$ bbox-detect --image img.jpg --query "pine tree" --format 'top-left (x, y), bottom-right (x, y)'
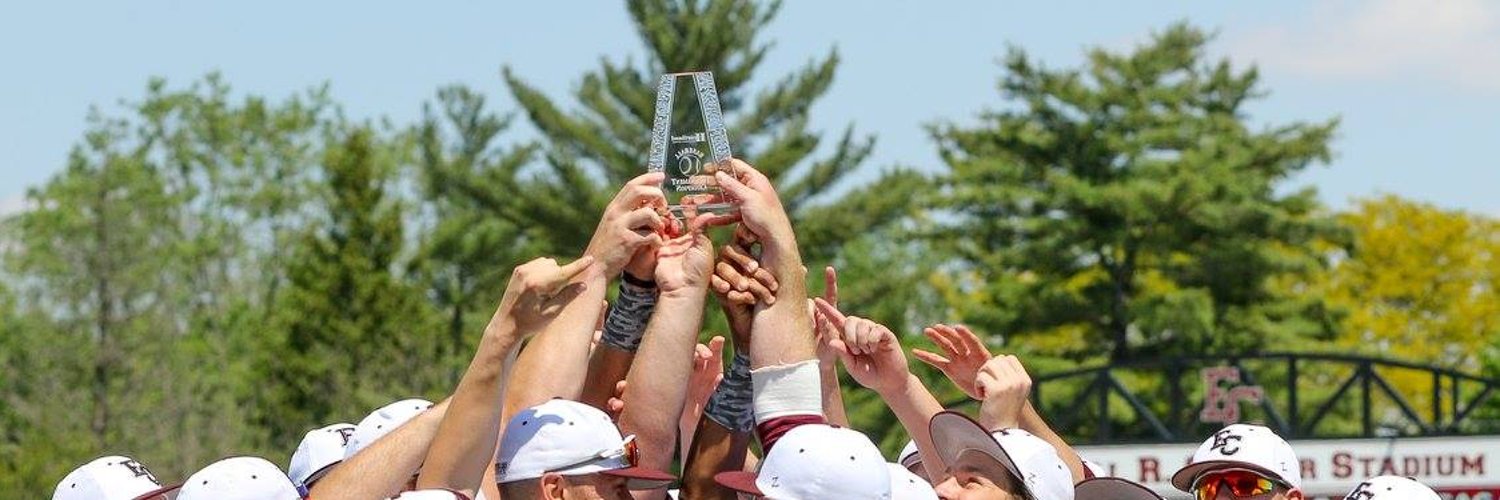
top-left (263, 127), bottom-right (442, 447)
top-left (929, 23), bottom-right (1343, 362)
top-left (412, 86), bottom-right (539, 381)
top-left (492, 0), bottom-right (923, 263)
top-left (0, 115), bottom-right (183, 490)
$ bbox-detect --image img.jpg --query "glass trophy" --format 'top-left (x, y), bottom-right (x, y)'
top-left (647, 71), bottom-right (737, 218)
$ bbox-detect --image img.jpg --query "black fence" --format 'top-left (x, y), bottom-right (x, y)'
top-left (954, 352), bottom-right (1500, 445)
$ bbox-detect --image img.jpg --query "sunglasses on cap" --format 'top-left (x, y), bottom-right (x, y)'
top-left (1191, 470), bottom-right (1287, 499)
top-left (542, 435), bottom-right (641, 474)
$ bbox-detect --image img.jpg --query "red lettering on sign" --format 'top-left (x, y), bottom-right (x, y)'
top-left (1378, 457), bottom-right (1398, 476)
top-left (1439, 456), bottom-right (1457, 476)
top-left (1300, 458), bottom-right (1316, 480)
top-left (1139, 457), bottom-right (1160, 483)
top-left (1334, 452), bottom-right (1353, 479)
top-left (1463, 455), bottom-right (1486, 476)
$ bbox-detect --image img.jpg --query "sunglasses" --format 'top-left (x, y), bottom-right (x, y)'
top-left (543, 435), bottom-right (640, 474)
top-left (1192, 470), bottom-right (1285, 499)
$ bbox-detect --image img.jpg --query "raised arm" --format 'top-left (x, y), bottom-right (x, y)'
top-left (711, 160), bottom-right (815, 370)
top-left (814, 299), bottom-right (947, 481)
top-left (503, 173), bottom-right (667, 420)
top-left (579, 242), bottom-right (661, 410)
top-left (679, 336), bottom-right (725, 457)
top-left (615, 217), bottom-right (716, 500)
top-left (682, 274), bottom-right (758, 500)
top-left (415, 256), bottom-right (597, 497)
top-left (915, 324), bottom-right (1087, 483)
top-left (710, 160), bottom-right (821, 452)
top-left (311, 400), bottom-right (450, 500)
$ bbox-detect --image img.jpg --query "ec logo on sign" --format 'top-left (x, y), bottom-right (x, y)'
top-left (1200, 366), bottom-right (1264, 425)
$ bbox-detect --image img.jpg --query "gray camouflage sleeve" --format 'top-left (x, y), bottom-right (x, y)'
top-left (599, 279), bottom-right (657, 352)
top-left (703, 351), bottom-right (753, 433)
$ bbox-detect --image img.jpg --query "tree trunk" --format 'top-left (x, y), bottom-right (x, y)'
top-left (90, 176), bottom-right (113, 450)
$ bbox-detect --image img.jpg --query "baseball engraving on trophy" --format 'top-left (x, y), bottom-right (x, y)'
top-left (647, 71), bottom-right (738, 217)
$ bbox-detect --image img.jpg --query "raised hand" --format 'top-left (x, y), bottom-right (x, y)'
top-left (813, 298), bottom-right (911, 395)
top-left (708, 159), bottom-right (795, 251)
top-left (654, 214), bottom-right (716, 296)
top-left (711, 227), bottom-right (768, 351)
top-left (606, 380), bottom-right (628, 420)
top-left (585, 171), bottom-right (670, 279)
top-left (624, 240), bottom-right (662, 284)
top-left (711, 239), bottom-right (778, 305)
top-left (679, 336), bottom-right (726, 458)
top-left (494, 255), bottom-right (597, 338)
top-left (976, 355), bottom-right (1032, 430)
top-left (686, 336), bottom-right (727, 406)
top-left (912, 324), bottom-right (993, 400)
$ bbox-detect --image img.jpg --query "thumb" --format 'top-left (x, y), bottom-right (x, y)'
top-left (829, 338), bottom-right (854, 360)
top-left (714, 171), bottom-right (756, 202)
top-left (707, 335), bottom-right (726, 359)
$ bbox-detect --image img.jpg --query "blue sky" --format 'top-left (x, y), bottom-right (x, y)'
top-left (2, 0), bottom-right (1498, 216)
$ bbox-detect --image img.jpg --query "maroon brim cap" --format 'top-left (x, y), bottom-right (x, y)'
top-left (928, 411), bottom-right (1027, 487)
top-left (713, 470), bottom-right (764, 496)
top-left (1075, 477), bottom-right (1163, 500)
top-left (601, 466), bottom-right (676, 490)
top-left (132, 483), bottom-right (182, 500)
top-left (1170, 461), bottom-right (1285, 492)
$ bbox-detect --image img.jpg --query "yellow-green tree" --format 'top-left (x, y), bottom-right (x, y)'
top-left (1324, 195), bottom-right (1500, 369)
top-left (1317, 195), bottom-right (1500, 432)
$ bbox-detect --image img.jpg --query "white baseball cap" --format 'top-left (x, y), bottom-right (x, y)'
top-left (495, 399), bottom-right (673, 489)
top-left (1075, 477), bottom-right (1163, 500)
top-left (1344, 476), bottom-right (1441, 500)
top-left (176, 456), bottom-right (300, 500)
top-left (928, 412), bottom-right (1074, 500)
top-left (287, 422), bottom-right (355, 487)
top-left (887, 462), bottom-right (937, 500)
top-left (1170, 424), bottom-right (1301, 492)
top-left (716, 424), bottom-right (892, 499)
top-left (345, 398), bottom-right (433, 459)
top-left (389, 489), bottom-right (471, 500)
top-left (53, 455), bottom-right (180, 500)
top-left (897, 439), bottom-right (922, 470)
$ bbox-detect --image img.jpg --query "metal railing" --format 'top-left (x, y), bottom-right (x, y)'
top-left (951, 352), bottom-right (1500, 444)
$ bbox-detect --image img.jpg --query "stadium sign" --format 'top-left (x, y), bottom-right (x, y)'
top-left (1078, 435), bottom-right (1500, 499)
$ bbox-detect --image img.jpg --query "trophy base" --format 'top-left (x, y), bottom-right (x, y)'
top-left (669, 202), bottom-right (738, 218)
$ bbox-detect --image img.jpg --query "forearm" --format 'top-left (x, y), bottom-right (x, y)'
top-left (582, 346), bottom-right (634, 409)
top-left (617, 291), bottom-right (708, 473)
top-left (880, 374), bottom-right (947, 481)
top-left (748, 240), bottom-right (814, 368)
top-left (820, 363), bottom-right (849, 426)
top-left (312, 400), bottom-right (450, 500)
top-left (679, 391), bottom-right (710, 461)
top-left (581, 280), bottom-right (657, 408)
top-left (680, 416), bottom-right (751, 500)
top-left (1021, 401), bottom-right (1085, 483)
top-left (415, 318), bottom-right (520, 496)
top-left (503, 272), bottom-right (608, 420)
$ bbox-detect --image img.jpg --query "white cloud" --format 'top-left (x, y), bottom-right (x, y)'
top-left (1229, 0), bottom-right (1500, 92)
